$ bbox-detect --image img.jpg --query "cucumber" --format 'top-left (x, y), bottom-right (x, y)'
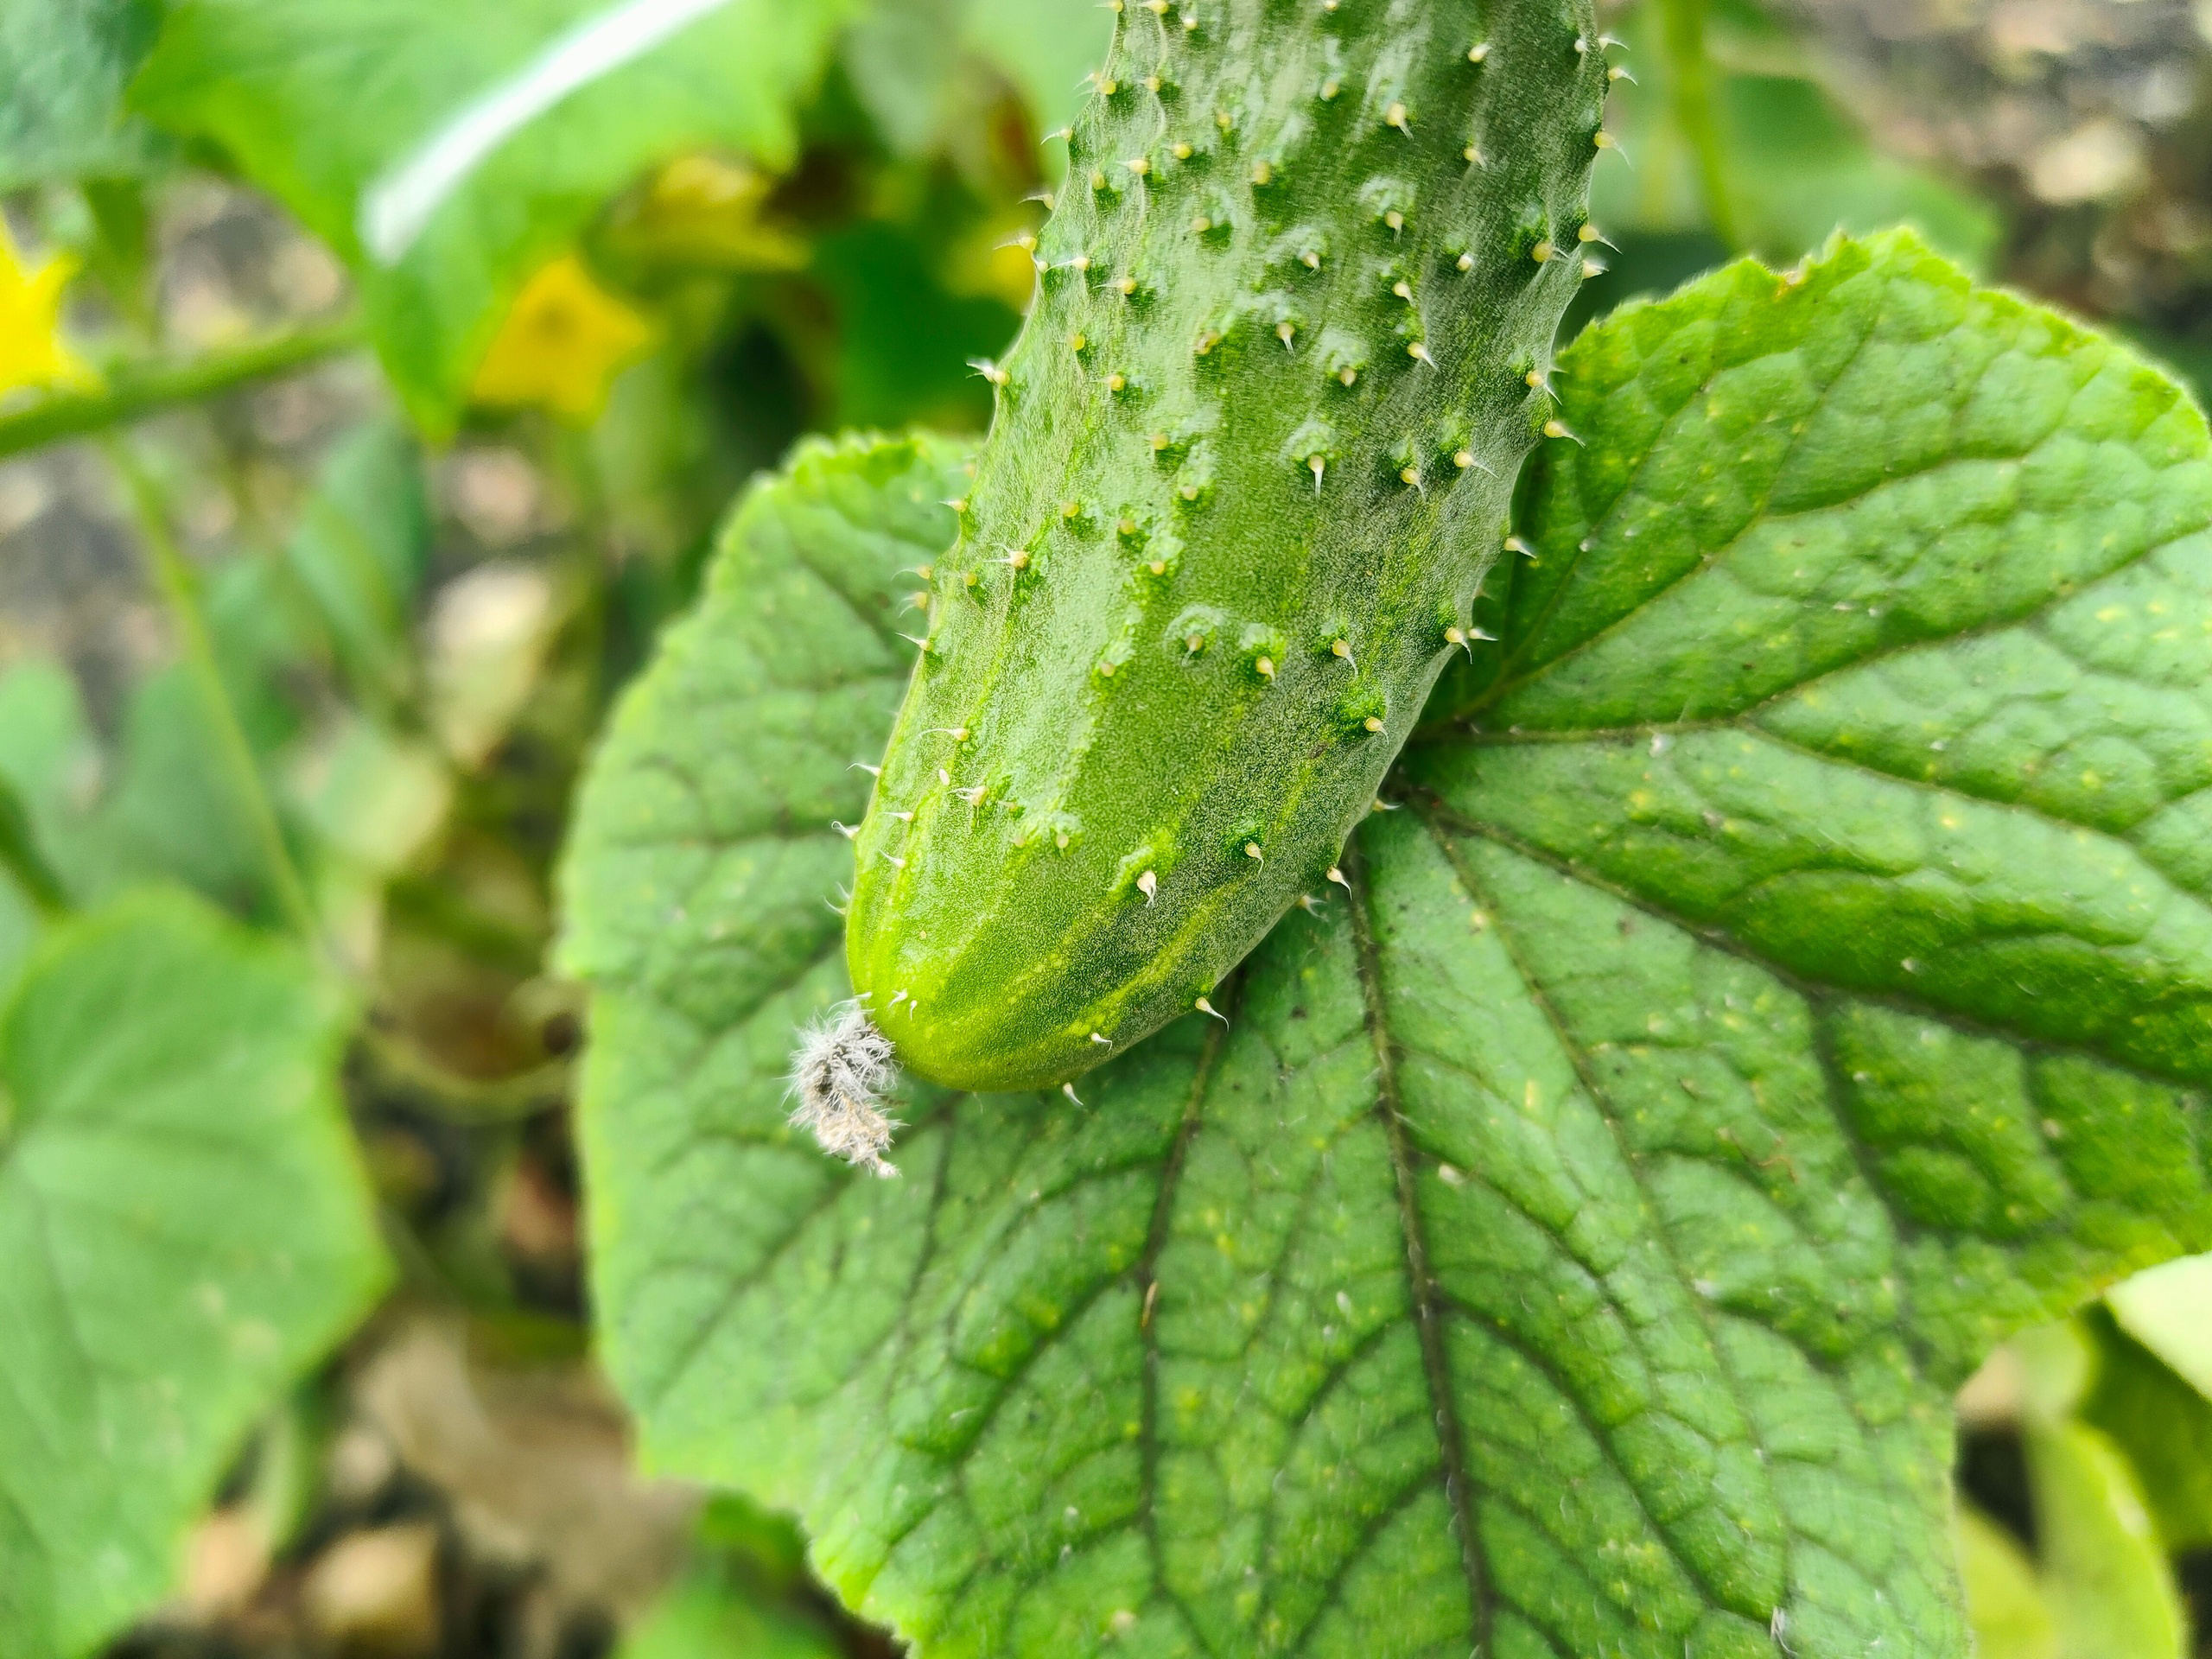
top-left (845, 0), bottom-right (1609, 1096)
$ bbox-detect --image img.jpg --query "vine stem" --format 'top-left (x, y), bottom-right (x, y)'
top-left (1658, 0), bottom-right (1740, 251)
top-left (104, 437), bottom-right (321, 944)
top-left (357, 1029), bottom-right (573, 1125)
top-left (1, 317), bottom-right (365, 462)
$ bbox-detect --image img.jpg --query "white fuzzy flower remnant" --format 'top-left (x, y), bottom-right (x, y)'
top-left (787, 1002), bottom-right (901, 1177)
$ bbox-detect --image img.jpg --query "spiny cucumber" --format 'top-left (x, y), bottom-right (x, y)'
top-left (841, 0), bottom-right (1610, 1104)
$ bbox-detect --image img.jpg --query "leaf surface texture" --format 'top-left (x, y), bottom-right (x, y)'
top-left (0, 892), bottom-right (388, 1659)
top-left (561, 237), bottom-right (2212, 1656)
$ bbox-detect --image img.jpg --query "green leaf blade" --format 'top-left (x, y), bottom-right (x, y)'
top-left (563, 239), bottom-right (2212, 1658)
top-left (133, 0), bottom-right (855, 428)
top-left (1465, 238), bottom-right (2212, 736)
top-left (1416, 729), bottom-right (2212, 1082)
top-left (1368, 811), bottom-right (1953, 1656)
top-left (0, 0), bottom-right (167, 189)
top-left (2025, 1419), bottom-right (2188, 1659)
top-left (0, 889), bottom-right (388, 1659)
top-left (556, 432), bottom-right (970, 1565)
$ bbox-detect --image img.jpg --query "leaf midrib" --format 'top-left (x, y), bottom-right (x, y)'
top-left (1340, 840), bottom-right (1493, 1657)
top-left (1135, 1002), bottom-right (1231, 1644)
top-left (1416, 816), bottom-right (1797, 1633)
top-left (1410, 694), bottom-right (2212, 969)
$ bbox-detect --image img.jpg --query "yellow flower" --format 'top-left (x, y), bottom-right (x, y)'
top-left (609, 153), bottom-right (808, 272)
top-left (470, 253), bottom-right (655, 423)
top-left (0, 226), bottom-right (96, 400)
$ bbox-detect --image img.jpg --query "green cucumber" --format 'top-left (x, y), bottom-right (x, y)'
top-left (842, 0), bottom-right (1609, 1101)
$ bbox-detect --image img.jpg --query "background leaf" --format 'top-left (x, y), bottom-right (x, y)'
top-left (0, 888), bottom-right (390, 1659)
top-left (619, 1570), bottom-right (844, 1659)
top-left (809, 218), bottom-right (1030, 433)
top-left (2082, 1305), bottom-right (2212, 1554)
top-left (0, 664), bottom-right (98, 986)
top-left (283, 416), bottom-right (432, 716)
top-left (2025, 1421), bottom-right (2186, 1656)
top-left (0, 0), bottom-right (167, 190)
top-left (71, 531), bottom-right (327, 918)
top-left (2107, 1251), bottom-right (2212, 1406)
top-left (0, 650), bottom-right (290, 925)
top-left (1958, 1504), bottom-right (2059, 1659)
top-left (0, 423), bottom-right (442, 938)
top-left (842, 0), bottom-right (1110, 157)
top-left (132, 0), bottom-right (858, 429)
top-left (1999, 1314), bottom-right (2190, 1659)
top-left (562, 233), bottom-right (2212, 1658)
top-left (616, 1494), bottom-right (849, 1659)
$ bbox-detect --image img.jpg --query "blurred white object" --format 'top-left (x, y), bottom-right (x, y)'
top-left (359, 0), bottom-right (736, 264)
top-left (2028, 117), bottom-right (2145, 202)
top-left (293, 717), bottom-right (452, 874)
top-left (425, 563), bottom-right (558, 770)
top-left (302, 1523), bottom-right (442, 1657)
top-left (448, 447), bottom-right (543, 546)
top-left (182, 1509), bottom-right (272, 1620)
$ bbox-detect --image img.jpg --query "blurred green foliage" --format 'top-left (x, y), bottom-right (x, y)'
top-left (1571, 0), bottom-right (2001, 336)
top-left (1, 0), bottom-right (2210, 1656)
top-left (618, 1498), bottom-right (848, 1659)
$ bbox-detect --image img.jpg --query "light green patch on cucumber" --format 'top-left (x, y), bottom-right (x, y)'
top-left (848, 0), bottom-right (1613, 1090)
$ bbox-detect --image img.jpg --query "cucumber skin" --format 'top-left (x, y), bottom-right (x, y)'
top-left (850, 0), bottom-right (1605, 1091)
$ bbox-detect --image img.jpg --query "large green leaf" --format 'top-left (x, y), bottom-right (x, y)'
top-left (0, 888), bottom-right (388, 1659)
top-left (0, 0), bottom-right (167, 190)
top-left (559, 235), bottom-right (2212, 1657)
top-left (132, 0), bottom-right (854, 430)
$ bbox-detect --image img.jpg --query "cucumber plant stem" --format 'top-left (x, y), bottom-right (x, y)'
top-left (1, 317), bottom-right (364, 462)
top-left (1659, 0), bottom-right (1739, 250)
